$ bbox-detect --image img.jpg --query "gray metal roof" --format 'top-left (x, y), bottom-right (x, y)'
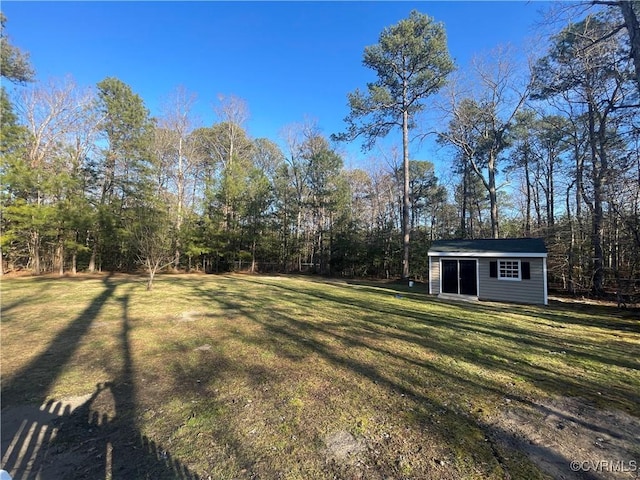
top-left (429, 238), bottom-right (547, 254)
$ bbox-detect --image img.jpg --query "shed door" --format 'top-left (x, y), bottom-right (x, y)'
top-left (459, 260), bottom-right (477, 295)
top-left (441, 259), bottom-right (477, 295)
top-left (442, 260), bottom-right (459, 294)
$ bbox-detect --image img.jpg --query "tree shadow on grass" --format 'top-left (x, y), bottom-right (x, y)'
top-left (237, 275), bottom-right (640, 374)
top-left (299, 275), bottom-right (640, 332)
top-left (226, 283), bottom-right (637, 435)
top-left (1, 278), bottom-right (201, 479)
top-left (2, 274), bottom-right (119, 407)
top-left (180, 277), bottom-right (626, 479)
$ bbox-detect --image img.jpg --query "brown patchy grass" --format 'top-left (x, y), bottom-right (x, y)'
top-left (1, 273), bottom-right (639, 479)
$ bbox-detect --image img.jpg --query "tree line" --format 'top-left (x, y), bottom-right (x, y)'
top-left (1, 4), bottom-right (639, 296)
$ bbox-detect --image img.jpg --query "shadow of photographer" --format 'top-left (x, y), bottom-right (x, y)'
top-left (1, 279), bottom-right (201, 479)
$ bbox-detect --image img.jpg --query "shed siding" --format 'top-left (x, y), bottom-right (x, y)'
top-left (477, 257), bottom-right (546, 305)
top-left (430, 259), bottom-right (440, 294)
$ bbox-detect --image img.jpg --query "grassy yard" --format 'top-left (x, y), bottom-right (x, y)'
top-left (1, 273), bottom-right (639, 479)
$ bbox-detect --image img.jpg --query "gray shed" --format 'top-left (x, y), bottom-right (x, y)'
top-left (428, 238), bottom-right (548, 305)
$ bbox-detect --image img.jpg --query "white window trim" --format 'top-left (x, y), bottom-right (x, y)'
top-left (498, 259), bottom-right (521, 281)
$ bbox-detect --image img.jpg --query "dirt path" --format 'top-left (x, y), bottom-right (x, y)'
top-left (487, 396), bottom-right (640, 480)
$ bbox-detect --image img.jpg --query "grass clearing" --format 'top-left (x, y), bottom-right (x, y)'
top-left (1, 273), bottom-right (639, 479)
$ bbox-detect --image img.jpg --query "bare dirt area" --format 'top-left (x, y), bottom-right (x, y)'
top-left (486, 396), bottom-right (640, 480)
top-left (3, 392), bottom-right (639, 479)
top-left (1, 386), bottom-right (200, 480)
top-left (1, 394), bottom-right (103, 480)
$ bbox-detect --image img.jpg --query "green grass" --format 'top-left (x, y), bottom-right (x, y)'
top-left (2, 273), bottom-right (639, 479)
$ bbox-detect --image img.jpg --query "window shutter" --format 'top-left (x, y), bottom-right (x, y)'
top-left (490, 261), bottom-right (497, 278)
top-left (522, 262), bottom-right (531, 280)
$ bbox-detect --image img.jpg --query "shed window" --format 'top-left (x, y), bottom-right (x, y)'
top-left (490, 260), bottom-right (531, 280)
top-left (498, 260), bottom-right (521, 280)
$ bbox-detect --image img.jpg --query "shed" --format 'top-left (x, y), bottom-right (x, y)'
top-left (428, 238), bottom-right (548, 305)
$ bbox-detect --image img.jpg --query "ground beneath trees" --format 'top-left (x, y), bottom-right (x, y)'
top-left (3, 392), bottom-right (639, 479)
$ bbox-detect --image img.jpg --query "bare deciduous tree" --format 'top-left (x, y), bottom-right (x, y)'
top-left (133, 213), bottom-right (175, 291)
top-left (16, 77), bottom-right (96, 274)
top-left (156, 86), bottom-right (200, 269)
top-left (212, 94), bottom-right (250, 169)
top-left (439, 46), bottom-right (529, 238)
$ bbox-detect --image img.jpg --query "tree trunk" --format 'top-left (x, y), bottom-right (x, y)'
top-left (533, 176), bottom-right (542, 228)
top-left (488, 154), bottom-right (499, 239)
top-left (586, 102), bottom-right (605, 296)
top-left (282, 207), bottom-right (289, 273)
top-left (319, 206), bottom-right (325, 275)
top-left (524, 152), bottom-right (532, 236)
top-left (460, 159), bottom-right (468, 238)
top-left (592, 185), bottom-right (605, 295)
top-left (548, 152), bottom-right (555, 228)
top-left (31, 230), bottom-right (41, 275)
top-left (56, 239), bottom-right (64, 276)
top-left (88, 237), bottom-right (97, 273)
top-left (173, 248), bottom-right (180, 272)
top-left (251, 238), bottom-right (257, 273)
top-left (175, 136), bottom-right (184, 271)
top-left (566, 181), bottom-right (576, 294)
top-left (147, 261), bottom-right (157, 291)
top-left (619, 0), bottom-right (640, 92)
top-left (296, 209), bottom-right (302, 272)
top-left (402, 108), bottom-right (410, 280)
top-left (328, 210), bottom-right (334, 276)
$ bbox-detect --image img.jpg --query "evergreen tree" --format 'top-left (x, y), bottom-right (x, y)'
top-left (333, 10), bottom-right (454, 279)
top-left (94, 77), bottom-right (155, 271)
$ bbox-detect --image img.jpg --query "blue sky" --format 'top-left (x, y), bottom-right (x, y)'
top-left (2, 1), bottom-right (550, 172)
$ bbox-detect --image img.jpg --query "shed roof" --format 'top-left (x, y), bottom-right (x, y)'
top-left (428, 238), bottom-right (547, 255)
